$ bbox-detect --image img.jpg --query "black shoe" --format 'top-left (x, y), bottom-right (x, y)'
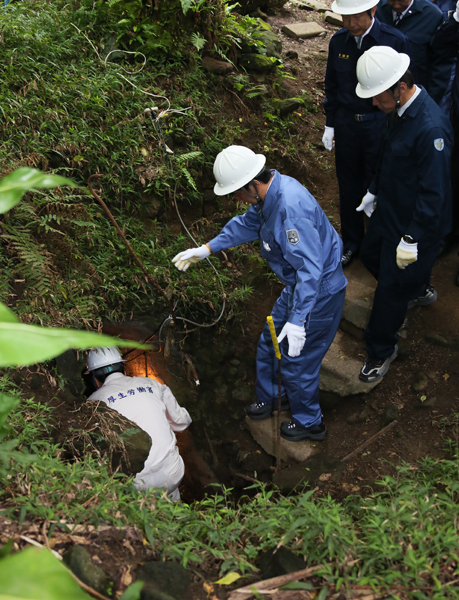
top-left (280, 420), bottom-right (327, 442)
top-left (246, 398), bottom-right (290, 421)
top-left (359, 345), bottom-right (398, 383)
top-left (407, 285), bottom-right (437, 309)
top-left (341, 249), bottom-right (357, 268)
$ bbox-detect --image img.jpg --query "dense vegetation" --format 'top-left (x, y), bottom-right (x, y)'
top-left (1, 1), bottom-right (459, 599)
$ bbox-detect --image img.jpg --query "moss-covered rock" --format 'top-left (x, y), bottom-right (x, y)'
top-left (239, 54), bottom-right (277, 73)
top-left (253, 30), bottom-right (282, 58)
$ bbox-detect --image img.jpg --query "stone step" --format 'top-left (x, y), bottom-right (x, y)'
top-left (245, 415), bottom-right (320, 463)
top-left (281, 22), bottom-right (326, 39)
top-left (325, 10), bottom-right (343, 26)
top-left (290, 0), bottom-right (329, 12)
top-left (341, 258), bottom-right (376, 331)
top-left (320, 330), bottom-right (381, 395)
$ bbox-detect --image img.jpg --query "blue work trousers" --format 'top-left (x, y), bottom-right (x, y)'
top-left (335, 110), bottom-right (387, 253)
top-left (361, 219), bottom-right (441, 359)
top-left (256, 285), bottom-right (345, 428)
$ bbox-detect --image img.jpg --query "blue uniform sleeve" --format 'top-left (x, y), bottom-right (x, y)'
top-left (280, 217), bottom-right (323, 326)
top-left (207, 204), bottom-right (261, 253)
top-left (429, 40), bottom-right (456, 104)
top-left (405, 126), bottom-right (451, 242)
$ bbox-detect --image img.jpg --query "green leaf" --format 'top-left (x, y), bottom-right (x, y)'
top-left (215, 572), bottom-right (241, 585)
top-left (279, 581), bottom-right (313, 590)
top-left (0, 168), bottom-right (77, 214)
top-left (0, 303), bottom-right (19, 324)
top-left (0, 547), bottom-right (92, 599)
top-left (120, 581), bottom-right (144, 600)
top-left (0, 323), bottom-right (147, 367)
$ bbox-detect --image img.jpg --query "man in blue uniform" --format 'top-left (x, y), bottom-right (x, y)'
top-left (376, 0), bottom-right (454, 105)
top-left (323, 0), bottom-right (412, 268)
top-left (355, 47), bottom-right (452, 382)
top-left (172, 146), bottom-right (347, 442)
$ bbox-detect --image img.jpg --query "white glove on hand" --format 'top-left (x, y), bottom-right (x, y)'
top-left (454, 0), bottom-right (459, 22)
top-left (322, 126), bottom-right (335, 151)
top-left (396, 238), bottom-right (418, 270)
top-left (356, 191), bottom-right (377, 218)
top-left (172, 245), bottom-right (210, 271)
top-left (277, 322), bottom-right (306, 358)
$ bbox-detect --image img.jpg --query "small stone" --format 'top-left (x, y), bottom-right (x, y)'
top-left (271, 98), bottom-right (301, 117)
top-left (380, 405), bottom-right (398, 428)
top-left (136, 561), bottom-right (190, 600)
top-left (29, 374), bottom-right (41, 389)
top-left (230, 359), bottom-right (240, 366)
top-left (425, 332), bottom-right (459, 349)
top-left (397, 338), bottom-right (411, 358)
top-left (358, 407), bottom-right (370, 422)
top-left (325, 11), bottom-right (344, 26)
top-left (231, 386), bottom-right (252, 402)
top-left (281, 22), bottom-right (326, 39)
top-left (229, 367), bottom-right (238, 376)
top-left (64, 546), bottom-right (112, 596)
top-left (412, 372), bottom-right (428, 393)
top-left (290, 0), bottom-right (329, 11)
top-left (346, 413), bottom-right (359, 425)
top-left (239, 54), bottom-right (277, 73)
top-left (286, 50), bottom-right (299, 59)
top-left (259, 547), bottom-right (305, 580)
top-left (201, 56), bottom-right (233, 74)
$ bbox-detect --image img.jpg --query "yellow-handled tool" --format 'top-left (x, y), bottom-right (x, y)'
top-left (267, 316), bottom-right (281, 360)
top-left (267, 316), bottom-right (282, 471)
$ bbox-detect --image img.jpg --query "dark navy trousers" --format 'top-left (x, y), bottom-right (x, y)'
top-left (361, 217), bottom-right (441, 360)
top-left (334, 110), bottom-right (387, 253)
top-left (255, 284), bottom-right (345, 428)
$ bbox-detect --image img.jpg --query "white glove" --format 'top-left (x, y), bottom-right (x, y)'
top-left (322, 126), bottom-right (335, 151)
top-left (396, 238), bottom-right (418, 270)
top-left (172, 244), bottom-right (210, 271)
top-left (356, 191), bottom-right (377, 218)
top-left (454, 0), bottom-right (459, 22)
top-left (277, 322), bottom-right (306, 358)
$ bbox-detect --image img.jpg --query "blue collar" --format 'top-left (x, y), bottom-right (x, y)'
top-left (260, 170), bottom-right (280, 220)
top-left (400, 86), bottom-right (427, 119)
top-left (345, 18), bottom-right (381, 44)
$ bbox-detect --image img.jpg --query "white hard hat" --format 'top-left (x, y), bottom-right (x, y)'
top-left (213, 145), bottom-right (266, 196)
top-left (331, 0), bottom-right (379, 15)
top-left (86, 347), bottom-right (125, 372)
top-left (356, 46), bottom-right (411, 98)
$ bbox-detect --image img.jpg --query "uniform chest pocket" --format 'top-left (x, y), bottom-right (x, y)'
top-left (391, 142), bottom-right (411, 157)
top-left (334, 57), bottom-right (353, 72)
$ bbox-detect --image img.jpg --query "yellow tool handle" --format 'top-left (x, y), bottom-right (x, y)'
top-left (267, 316), bottom-right (281, 360)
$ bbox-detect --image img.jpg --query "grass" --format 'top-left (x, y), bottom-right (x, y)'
top-left (1, 379), bottom-right (459, 597)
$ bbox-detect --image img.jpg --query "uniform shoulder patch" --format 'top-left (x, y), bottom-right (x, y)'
top-left (434, 138), bottom-right (444, 151)
top-left (286, 229), bottom-right (300, 245)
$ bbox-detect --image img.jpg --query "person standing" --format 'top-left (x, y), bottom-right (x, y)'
top-left (376, 0), bottom-right (454, 105)
top-left (172, 146), bottom-right (347, 442)
top-left (86, 347), bottom-right (192, 500)
top-left (324, 0), bottom-right (412, 268)
top-left (354, 47), bottom-right (452, 382)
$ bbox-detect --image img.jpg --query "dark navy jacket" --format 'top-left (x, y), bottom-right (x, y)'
top-left (324, 18), bottom-right (412, 127)
top-left (377, 0), bottom-right (454, 104)
top-left (430, 14), bottom-right (459, 111)
top-left (208, 171), bottom-right (347, 326)
top-left (369, 87), bottom-right (453, 247)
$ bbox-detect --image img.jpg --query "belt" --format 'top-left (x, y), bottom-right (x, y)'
top-left (354, 112), bottom-right (386, 122)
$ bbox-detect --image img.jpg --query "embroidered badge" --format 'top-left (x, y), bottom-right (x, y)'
top-left (263, 241), bottom-right (271, 252)
top-left (434, 138), bottom-right (444, 151)
top-left (286, 229), bottom-right (300, 245)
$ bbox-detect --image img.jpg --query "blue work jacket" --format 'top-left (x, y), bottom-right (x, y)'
top-left (208, 171), bottom-right (347, 327)
top-left (377, 0), bottom-right (453, 104)
top-left (369, 87), bottom-right (453, 247)
top-left (324, 18), bottom-right (412, 127)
